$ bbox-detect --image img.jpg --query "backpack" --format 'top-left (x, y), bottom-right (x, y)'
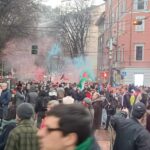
top-left (0, 122), bottom-right (16, 150)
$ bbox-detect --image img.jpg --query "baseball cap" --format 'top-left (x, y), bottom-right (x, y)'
top-left (132, 102), bottom-right (146, 119)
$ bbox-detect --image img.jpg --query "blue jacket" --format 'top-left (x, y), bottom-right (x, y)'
top-left (0, 89), bottom-right (11, 106)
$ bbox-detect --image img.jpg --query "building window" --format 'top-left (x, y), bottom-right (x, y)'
top-left (135, 16), bottom-right (145, 31)
top-left (138, 0), bottom-right (144, 9)
top-left (122, 0), bottom-right (126, 14)
top-left (133, 0), bottom-right (148, 10)
top-left (135, 44), bottom-right (144, 60)
top-left (118, 0), bottom-right (126, 18)
top-left (108, 0), bottom-right (112, 6)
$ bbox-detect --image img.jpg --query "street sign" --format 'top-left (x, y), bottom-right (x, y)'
top-left (121, 71), bottom-right (127, 76)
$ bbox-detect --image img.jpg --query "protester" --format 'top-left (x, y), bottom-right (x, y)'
top-left (40, 100), bottom-right (59, 129)
top-left (26, 85), bottom-right (38, 108)
top-left (111, 102), bottom-right (150, 150)
top-left (0, 100), bottom-right (16, 130)
top-left (4, 103), bottom-right (39, 150)
top-left (37, 104), bottom-right (101, 150)
top-left (15, 84), bottom-right (25, 107)
top-left (0, 101), bottom-right (16, 150)
top-left (92, 92), bottom-right (104, 130)
top-left (146, 103), bottom-right (150, 132)
top-left (82, 97), bottom-right (94, 125)
top-left (0, 83), bottom-right (11, 119)
top-left (35, 90), bottom-right (49, 128)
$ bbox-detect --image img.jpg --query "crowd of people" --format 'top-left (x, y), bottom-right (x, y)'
top-left (0, 80), bottom-right (150, 150)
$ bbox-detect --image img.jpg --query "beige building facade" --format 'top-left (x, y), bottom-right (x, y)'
top-left (85, 4), bottom-right (105, 79)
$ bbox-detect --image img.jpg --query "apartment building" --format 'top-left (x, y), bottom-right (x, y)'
top-left (99, 0), bottom-right (150, 86)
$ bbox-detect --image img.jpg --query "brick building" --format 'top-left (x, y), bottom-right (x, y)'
top-left (98, 0), bottom-right (150, 86)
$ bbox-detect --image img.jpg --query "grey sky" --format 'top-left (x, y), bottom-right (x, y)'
top-left (42, 0), bottom-right (105, 8)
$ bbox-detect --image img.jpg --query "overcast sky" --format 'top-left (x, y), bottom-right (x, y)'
top-left (41, 0), bottom-right (105, 8)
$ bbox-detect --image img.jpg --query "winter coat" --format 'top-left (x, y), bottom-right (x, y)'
top-left (0, 122), bottom-right (16, 150)
top-left (0, 89), bottom-right (11, 106)
top-left (122, 92), bottom-right (131, 110)
top-left (111, 116), bottom-right (150, 150)
top-left (4, 120), bottom-right (39, 150)
top-left (92, 97), bottom-right (104, 130)
top-left (26, 91), bottom-right (38, 108)
top-left (146, 109), bottom-right (150, 132)
top-left (15, 91), bottom-right (25, 107)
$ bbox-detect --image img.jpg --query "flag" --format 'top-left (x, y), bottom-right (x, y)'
top-left (78, 77), bottom-right (88, 90)
top-left (60, 74), bottom-right (64, 80)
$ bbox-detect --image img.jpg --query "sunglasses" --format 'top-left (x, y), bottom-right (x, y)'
top-left (46, 127), bottom-right (63, 133)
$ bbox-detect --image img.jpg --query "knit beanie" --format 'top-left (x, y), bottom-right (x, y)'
top-left (17, 103), bottom-right (34, 120)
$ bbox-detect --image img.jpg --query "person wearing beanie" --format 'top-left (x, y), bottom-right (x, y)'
top-left (16, 103), bottom-right (34, 120)
top-left (111, 102), bottom-right (150, 150)
top-left (4, 103), bottom-right (39, 150)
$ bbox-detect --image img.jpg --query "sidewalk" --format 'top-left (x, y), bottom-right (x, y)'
top-left (95, 129), bottom-right (110, 150)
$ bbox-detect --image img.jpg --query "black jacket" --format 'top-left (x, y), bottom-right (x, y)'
top-left (0, 122), bottom-right (16, 150)
top-left (122, 92), bottom-right (131, 109)
top-left (111, 115), bottom-right (150, 150)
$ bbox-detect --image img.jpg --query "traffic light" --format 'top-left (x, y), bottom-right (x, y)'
top-left (31, 45), bottom-right (38, 54)
top-left (109, 50), bottom-right (113, 59)
top-left (133, 20), bottom-right (142, 25)
top-left (100, 72), bottom-right (108, 78)
top-left (104, 72), bottom-right (107, 78)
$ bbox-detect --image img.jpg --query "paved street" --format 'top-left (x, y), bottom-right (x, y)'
top-left (95, 129), bottom-right (110, 150)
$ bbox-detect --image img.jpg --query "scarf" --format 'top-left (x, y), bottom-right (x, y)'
top-left (75, 137), bottom-right (93, 150)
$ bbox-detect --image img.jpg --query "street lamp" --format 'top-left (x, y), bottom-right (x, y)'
top-left (133, 20), bottom-right (142, 25)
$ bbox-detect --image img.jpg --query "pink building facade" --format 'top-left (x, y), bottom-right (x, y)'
top-left (101, 0), bottom-right (150, 86)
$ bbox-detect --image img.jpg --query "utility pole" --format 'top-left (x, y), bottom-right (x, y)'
top-left (129, 1), bottom-right (133, 66)
top-left (0, 60), bottom-right (4, 77)
top-left (108, 0), bottom-right (113, 86)
top-left (116, 0), bottom-right (120, 64)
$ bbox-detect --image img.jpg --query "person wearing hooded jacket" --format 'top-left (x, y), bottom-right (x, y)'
top-left (111, 102), bottom-right (150, 150)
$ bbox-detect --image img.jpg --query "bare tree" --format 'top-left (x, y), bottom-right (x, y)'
top-left (55, 0), bottom-right (91, 58)
top-left (0, 0), bottom-right (40, 51)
